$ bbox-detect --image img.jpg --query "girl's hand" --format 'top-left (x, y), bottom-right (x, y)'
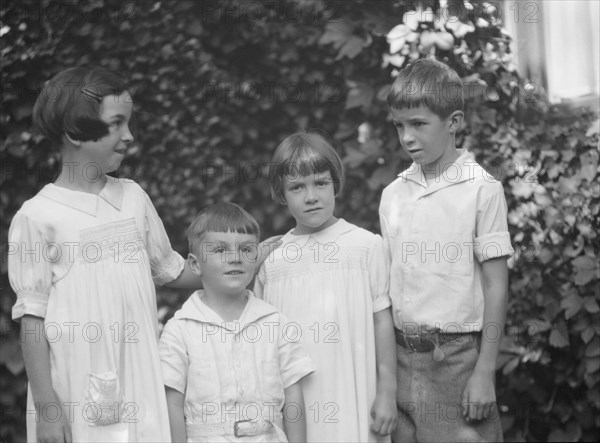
top-left (36, 401), bottom-right (72, 443)
top-left (257, 235), bottom-right (283, 267)
top-left (370, 391), bottom-right (397, 436)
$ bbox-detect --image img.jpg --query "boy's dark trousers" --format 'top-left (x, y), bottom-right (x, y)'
top-left (392, 330), bottom-right (503, 443)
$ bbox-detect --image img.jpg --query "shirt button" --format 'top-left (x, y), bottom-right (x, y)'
top-left (238, 387), bottom-right (244, 396)
top-left (234, 361), bottom-right (240, 369)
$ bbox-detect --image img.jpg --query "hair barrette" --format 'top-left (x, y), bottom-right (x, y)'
top-left (81, 86), bottom-right (102, 102)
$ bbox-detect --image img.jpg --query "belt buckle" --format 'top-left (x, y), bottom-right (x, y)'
top-left (405, 334), bottom-right (418, 352)
top-left (234, 420), bottom-right (252, 437)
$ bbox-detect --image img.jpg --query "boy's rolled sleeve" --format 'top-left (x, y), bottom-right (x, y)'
top-left (277, 314), bottom-right (316, 388)
top-left (158, 320), bottom-right (189, 394)
top-left (474, 182), bottom-right (514, 262)
top-left (369, 235), bottom-right (392, 313)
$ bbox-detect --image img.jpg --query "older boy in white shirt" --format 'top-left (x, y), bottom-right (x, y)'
top-left (379, 59), bottom-right (513, 442)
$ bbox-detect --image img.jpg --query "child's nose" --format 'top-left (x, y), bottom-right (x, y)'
top-left (402, 129), bottom-right (415, 145)
top-left (304, 187), bottom-right (318, 202)
top-left (225, 250), bottom-right (241, 263)
top-left (121, 126), bottom-right (134, 143)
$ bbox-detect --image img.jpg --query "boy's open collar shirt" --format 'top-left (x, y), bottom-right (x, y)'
top-left (379, 149), bottom-right (514, 333)
top-left (173, 289), bottom-right (279, 331)
top-left (159, 290), bottom-right (316, 428)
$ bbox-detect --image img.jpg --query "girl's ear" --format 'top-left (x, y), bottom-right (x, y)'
top-left (188, 252), bottom-right (202, 276)
top-left (447, 111), bottom-right (464, 135)
top-left (64, 133), bottom-right (82, 147)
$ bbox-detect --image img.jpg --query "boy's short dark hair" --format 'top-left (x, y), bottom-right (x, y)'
top-left (269, 131), bottom-right (345, 205)
top-left (33, 66), bottom-right (130, 146)
top-left (387, 59), bottom-right (464, 118)
top-left (186, 202), bottom-right (260, 254)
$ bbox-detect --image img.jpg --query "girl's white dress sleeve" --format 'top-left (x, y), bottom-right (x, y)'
top-left (8, 212), bottom-right (52, 320)
top-left (141, 189), bottom-right (185, 286)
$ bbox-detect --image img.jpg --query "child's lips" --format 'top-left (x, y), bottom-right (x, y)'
top-left (224, 270), bottom-right (245, 275)
top-left (305, 207), bottom-right (322, 213)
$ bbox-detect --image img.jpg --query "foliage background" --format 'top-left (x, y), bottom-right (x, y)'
top-left (1, 0), bottom-right (598, 441)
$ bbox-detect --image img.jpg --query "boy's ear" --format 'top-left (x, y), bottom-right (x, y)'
top-left (447, 111), bottom-right (464, 135)
top-left (64, 133), bottom-right (81, 147)
top-left (188, 252), bottom-right (202, 276)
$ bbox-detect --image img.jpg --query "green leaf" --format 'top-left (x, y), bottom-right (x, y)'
top-left (319, 21), bottom-right (354, 49)
top-left (364, 12), bottom-right (397, 36)
top-left (582, 326), bottom-right (595, 344)
top-left (337, 35), bottom-right (369, 60)
top-left (584, 297), bottom-right (600, 314)
top-left (558, 175), bottom-right (583, 195)
top-left (579, 151), bottom-right (598, 182)
top-left (585, 337), bottom-right (600, 357)
top-left (345, 81), bottom-right (374, 110)
top-left (525, 319), bottom-right (552, 334)
top-left (572, 256), bottom-right (599, 286)
top-left (585, 357), bottom-right (600, 374)
top-left (586, 119), bottom-right (599, 137)
top-left (549, 320), bottom-right (570, 348)
top-left (560, 293), bottom-right (583, 319)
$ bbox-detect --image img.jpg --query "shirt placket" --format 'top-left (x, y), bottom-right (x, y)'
top-left (232, 336), bottom-right (246, 400)
top-left (403, 193), bottom-right (425, 312)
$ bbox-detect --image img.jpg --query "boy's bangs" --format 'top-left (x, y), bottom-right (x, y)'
top-left (389, 80), bottom-right (425, 110)
top-left (388, 81), bottom-right (444, 111)
top-left (186, 202), bottom-right (261, 253)
top-left (200, 214), bottom-right (259, 237)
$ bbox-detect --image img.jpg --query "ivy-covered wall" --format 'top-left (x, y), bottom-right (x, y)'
top-left (1, 1), bottom-right (598, 441)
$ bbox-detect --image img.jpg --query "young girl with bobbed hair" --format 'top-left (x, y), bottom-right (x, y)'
top-left (254, 131), bottom-right (397, 442)
top-left (8, 66), bottom-right (202, 442)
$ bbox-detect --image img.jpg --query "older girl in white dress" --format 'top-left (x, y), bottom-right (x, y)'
top-left (254, 132), bottom-right (397, 442)
top-left (8, 67), bottom-right (201, 442)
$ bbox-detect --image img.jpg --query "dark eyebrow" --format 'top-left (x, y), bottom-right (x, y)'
top-left (239, 240), bottom-right (257, 246)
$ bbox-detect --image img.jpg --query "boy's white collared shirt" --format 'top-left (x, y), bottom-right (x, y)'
top-left (379, 149), bottom-right (514, 333)
top-left (158, 290), bottom-right (315, 440)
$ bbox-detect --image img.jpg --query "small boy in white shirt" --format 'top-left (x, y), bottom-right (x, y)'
top-left (159, 202), bottom-right (315, 442)
top-left (379, 59), bottom-right (514, 442)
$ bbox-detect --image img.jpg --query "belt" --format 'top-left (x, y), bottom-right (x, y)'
top-left (186, 416), bottom-right (286, 440)
top-left (394, 328), bottom-right (480, 360)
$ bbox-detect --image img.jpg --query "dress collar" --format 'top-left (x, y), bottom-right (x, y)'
top-left (280, 218), bottom-right (356, 248)
top-left (39, 176), bottom-right (124, 216)
top-left (175, 290), bottom-right (279, 331)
